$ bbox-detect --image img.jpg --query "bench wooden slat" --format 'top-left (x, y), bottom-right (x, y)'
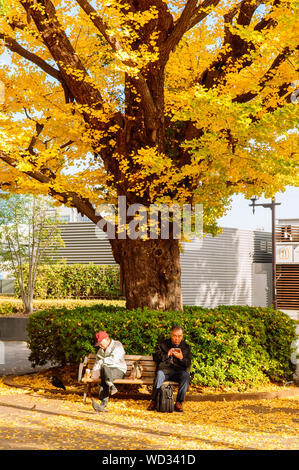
top-left (86, 354), bottom-right (154, 361)
top-left (125, 372), bottom-right (155, 377)
top-left (87, 359), bottom-right (155, 366)
top-left (82, 377), bottom-right (178, 385)
top-left (125, 364), bottom-right (155, 368)
top-left (123, 355), bottom-right (153, 360)
top-left (82, 378), bottom-right (153, 384)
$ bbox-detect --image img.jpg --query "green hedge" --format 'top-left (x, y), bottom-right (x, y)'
top-left (14, 264), bottom-right (122, 299)
top-left (27, 304), bottom-right (298, 389)
top-left (0, 298), bottom-right (125, 315)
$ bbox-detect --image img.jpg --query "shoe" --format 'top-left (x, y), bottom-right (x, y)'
top-left (109, 384), bottom-right (118, 396)
top-left (147, 400), bottom-right (156, 411)
top-left (98, 405), bottom-right (108, 412)
top-left (92, 398), bottom-right (108, 413)
top-left (174, 402), bottom-right (183, 412)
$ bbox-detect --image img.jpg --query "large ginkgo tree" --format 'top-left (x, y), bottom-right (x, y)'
top-left (0, 0), bottom-right (298, 310)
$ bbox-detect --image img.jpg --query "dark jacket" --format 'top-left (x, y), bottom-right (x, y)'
top-left (153, 338), bottom-right (192, 374)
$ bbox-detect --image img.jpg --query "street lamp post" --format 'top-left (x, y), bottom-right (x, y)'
top-left (249, 196), bottom-right (281, 309)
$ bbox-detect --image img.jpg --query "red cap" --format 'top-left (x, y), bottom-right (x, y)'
top-left (95, 331), bottom-right (109, 346)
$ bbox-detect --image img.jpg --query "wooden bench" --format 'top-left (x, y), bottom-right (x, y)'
top-left (78, 354), bottom-right (179, 403)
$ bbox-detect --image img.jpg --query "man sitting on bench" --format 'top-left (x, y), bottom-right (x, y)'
top-left (91, 331), bottom-right (127, 412)
top-left (148, 325), bottom-right (192, 413)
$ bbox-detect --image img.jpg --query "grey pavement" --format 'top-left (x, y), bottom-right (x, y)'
top-left (0, 341), bottom-right (53, 376)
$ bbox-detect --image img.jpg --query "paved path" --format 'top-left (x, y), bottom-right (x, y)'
top-left (0, 389), bottom-right (298, 450)
top-left (0, 341), bottom-right (298, 450)
top-left (0, 341), bottom-right (53, 376)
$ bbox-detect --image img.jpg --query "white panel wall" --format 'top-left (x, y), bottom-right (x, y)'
top-left (180, 229), bottom-right (255, 307)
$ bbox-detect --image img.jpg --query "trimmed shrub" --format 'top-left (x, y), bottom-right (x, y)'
top-left (0, 298), bottom-right (125, 316)
top-left (27, 304), bottom-right (298, 389)
top-left (14, 263), bottom-right (122, 299)
top-left (0, 301), bottom-right (19, 315)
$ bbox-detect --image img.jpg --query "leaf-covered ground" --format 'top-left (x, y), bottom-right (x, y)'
top-left (0, 375), bottom-right (298, 450)
top-left (9, 364), bottom-right (296, 395)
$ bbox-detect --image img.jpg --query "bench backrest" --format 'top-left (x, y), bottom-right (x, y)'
top-left (85, 354), bottom-right (156, 379)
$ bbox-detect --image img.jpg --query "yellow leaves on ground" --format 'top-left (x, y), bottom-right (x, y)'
top-left (0, 375), bottom-right (298, 450)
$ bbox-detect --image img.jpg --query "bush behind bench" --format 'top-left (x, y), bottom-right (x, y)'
top-left (27, 304), bottom-right (297, 388)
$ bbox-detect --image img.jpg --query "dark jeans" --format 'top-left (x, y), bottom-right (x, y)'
top-left (152, 369), bottom-right (190, 403)
top-left (99, 365), bottom-right (125, 405)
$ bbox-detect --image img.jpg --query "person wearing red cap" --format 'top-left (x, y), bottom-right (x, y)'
top-left (91, 331), bottom-right (127, 412)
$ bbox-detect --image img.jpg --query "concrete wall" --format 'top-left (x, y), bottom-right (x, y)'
top-left (0, 317), bottom-right (28, 341)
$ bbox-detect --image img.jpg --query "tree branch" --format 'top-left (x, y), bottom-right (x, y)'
top-left (161, 0), bottom-right (221, 60)
top-left (0, 32), bottom-right (61, 81)
top-left (0, 149), bottom-right (111, 229)
top-left (254, 0), bottom-right (281, 32)
top-left (233, 46), bottom-right (295, 103)
top-left (188, 0), bottom-right (222, 31)
top-left (0, 148), bottom-right (122, 255)
top-left (199, 0), bottom-right (269, 89)
top-left (75, 0), bottom-right (157, 129)
top-left (74, 0), bottom-right (123, 52)
top-left (19, 0), bottom-right (104, 120)
top-left (162, 0), bottom-right (198, 55)
top-left (0, 29), bottom-right (77, 103)
top-left (225, 177), bottom-right (263, 188)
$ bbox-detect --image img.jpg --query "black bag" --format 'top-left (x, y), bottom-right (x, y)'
top-left (156, 384), bottom-right (174, 412)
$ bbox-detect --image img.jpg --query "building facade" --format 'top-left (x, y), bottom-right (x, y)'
top-left (0, 200), bottom-right (274, 308)
top-left (276, 218), bottom-right (299, 311)
top-left (24, 221), bottom-right (272, 309)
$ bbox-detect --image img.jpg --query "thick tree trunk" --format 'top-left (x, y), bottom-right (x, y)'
top-left (91, 6), bottom-right (182, 311)
top-left (111, 238), bottom-right (183, 311)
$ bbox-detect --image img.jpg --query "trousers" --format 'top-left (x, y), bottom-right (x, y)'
top-left (152, 369), bottom-right (190, 403)
top-left (98, 365), bottom-right (125, 405)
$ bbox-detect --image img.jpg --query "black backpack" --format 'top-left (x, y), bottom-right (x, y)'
top-left (156, 384), bottom-right (174, 412)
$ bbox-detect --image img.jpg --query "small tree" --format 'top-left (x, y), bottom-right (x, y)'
top-left (0, 194), bottom-right (65, 314)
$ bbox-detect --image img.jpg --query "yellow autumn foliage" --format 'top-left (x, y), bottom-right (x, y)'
top-left (0, 0), bottom-right (297, 233)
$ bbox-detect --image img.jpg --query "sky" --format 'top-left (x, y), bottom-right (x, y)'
top-left (218, 186), bottom-right (299, 232)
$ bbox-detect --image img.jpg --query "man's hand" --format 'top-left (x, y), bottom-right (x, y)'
top-left (172, 348), bottom-right (183, 360)
top-left (168, 348), bottom-right (183, 360)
